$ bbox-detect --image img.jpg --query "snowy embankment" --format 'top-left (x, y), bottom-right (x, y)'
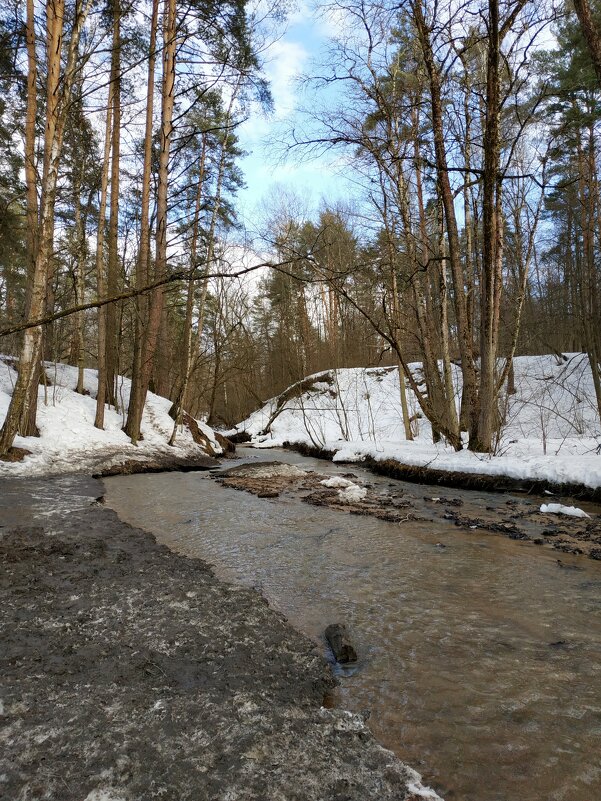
top-left (0, 358), bottom-right (222, 477)
top-left (231, 354), bottom-right (601, 491)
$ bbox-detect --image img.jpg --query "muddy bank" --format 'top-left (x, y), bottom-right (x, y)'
top-left (282, 441), bottom-right (601, 503)
top-left (94, 451), bottom-right (220, 477)
top-left (0, 474), bottom-right (438, 801)
top-left (217, 459), bottom-right (601, 561)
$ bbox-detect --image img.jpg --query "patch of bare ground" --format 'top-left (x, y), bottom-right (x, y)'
top-left (95, 452), bottom-right (219, 477)
top-left (0, 446), bottom-right (32, 463)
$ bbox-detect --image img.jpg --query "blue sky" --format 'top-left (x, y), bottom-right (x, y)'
top-left (235, 2), bottom-right (357, 226)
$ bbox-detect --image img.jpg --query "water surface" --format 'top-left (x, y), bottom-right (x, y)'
top-left (105, 449), bottom-right (601, 801)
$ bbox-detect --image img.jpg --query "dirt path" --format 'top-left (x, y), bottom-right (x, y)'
top-left (0, 474), bottom-right (438, 801)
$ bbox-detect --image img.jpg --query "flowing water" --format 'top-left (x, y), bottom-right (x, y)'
top-left (105, 448), bottom-right (601, 801)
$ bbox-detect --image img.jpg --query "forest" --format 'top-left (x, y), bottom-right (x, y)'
top-left (0, 0), bottom-right (600, 458)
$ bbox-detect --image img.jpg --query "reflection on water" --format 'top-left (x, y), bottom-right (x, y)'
top-left (105, 449), bottom-right (601, 801)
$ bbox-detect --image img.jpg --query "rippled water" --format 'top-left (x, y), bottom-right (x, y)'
top-left (105, 449), bottom-right (601, 801)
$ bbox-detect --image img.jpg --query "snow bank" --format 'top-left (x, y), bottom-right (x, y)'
top-left (233, 355), bottom-right (601, 490)
top-left (0, 358), bottom-right (222, 477)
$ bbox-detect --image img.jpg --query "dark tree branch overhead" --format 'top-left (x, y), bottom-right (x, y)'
top-left (0, 257), bottom-right (301, 340)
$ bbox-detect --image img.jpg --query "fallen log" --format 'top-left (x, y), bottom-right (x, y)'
top-left (325, 623), bottom-right (357, 664)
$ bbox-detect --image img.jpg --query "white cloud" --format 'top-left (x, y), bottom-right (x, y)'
top-left (265, 39), bottom-right (309, 119)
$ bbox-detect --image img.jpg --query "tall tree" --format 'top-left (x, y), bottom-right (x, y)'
top-left (0, 0), bottom-right (93, 456)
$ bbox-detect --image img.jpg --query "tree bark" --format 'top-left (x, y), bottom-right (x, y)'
top-left (473, 0), bottom-right (502, 453)
top-left (124, 0), bottom-right (159, 441)
top-left (169, 136), bottom-right (207, 445)
top-left (106, 0), bottom-right (121, 408)
top-left (94, 72), bottom-right (115, 429)
top-left (124, 0), bottom-right (176, 444)
top-left (573, 0), bottom-right (601, 84)
top-left (413, 0), bottom-right (477, 444)
top-left (1, 0), bottom-right (92, 455)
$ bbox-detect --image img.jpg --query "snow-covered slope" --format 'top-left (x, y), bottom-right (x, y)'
top-left (233, 354), bottom-right (601, 489)
top-left (0, 358), bottom-right (222, 477)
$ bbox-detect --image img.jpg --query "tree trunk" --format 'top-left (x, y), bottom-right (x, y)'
top-left (573, 0), bottom-right (601, 84)
top-left (94, 74), bottom-right (115, 429)
top-left (124, 0), bottom-right (176, 444)
top-left (73, 173), bottom-right (86, 394)
top-left (106, 0), bottom-right (121, 408)
top-left (473, 0), bottom-right (502, 453)
top-left (169, 136), bottom-right (207, 445)
top-left (1, 0), bottom-right (92, 455)
top-left (413, 1), bottom-right (478, 444)
top-left (124, 0), bottom-right (159, 440)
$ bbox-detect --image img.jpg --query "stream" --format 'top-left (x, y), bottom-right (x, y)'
top-left (104, 447), bottom-right (601, 801)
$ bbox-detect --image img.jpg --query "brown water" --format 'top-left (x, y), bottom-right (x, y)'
top-left (105, 448), bottom-right (601, 801)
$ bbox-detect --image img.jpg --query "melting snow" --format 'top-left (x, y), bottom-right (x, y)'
top-left (0, 357), bottom-right (221, 477)
top-left (540, 503), bottom-right (590, 519)
top-left (338, 485), bottom-right (368, 503)
top-left (321, 476), bottom-right (353, 488)
top-left (234, 355), bottom-right (601, 490)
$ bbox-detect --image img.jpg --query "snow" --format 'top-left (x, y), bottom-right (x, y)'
top-left (84, 791), bottom-right (127, 801)
top-left (321, 473), bottom-right (368, 501)
top-left (233, 354), bottom-right (601, 489)
top-left (540, 503), bottom-right (590, 519)
top-left (405, 767), bottom-right (445, 800)
top-left (321, 476), bottom-right (353, 488)
top-left (337, 484), bottom-right (368, 503)
top-left (0, 357), bottom-right (222, 477)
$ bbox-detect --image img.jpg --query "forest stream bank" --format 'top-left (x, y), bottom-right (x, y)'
top-left (222, 446), bottom-right (601, 561)
top-left (0, 473), bottom-right (438, 801)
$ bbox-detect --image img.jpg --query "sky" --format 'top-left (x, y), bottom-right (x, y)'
top-left (235, 1), bottom-right (358, 229)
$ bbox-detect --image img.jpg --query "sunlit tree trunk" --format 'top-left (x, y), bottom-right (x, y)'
top-left (125, 0), bottom-right (176, 444)
top-left (124, 0), bottom-right (159, 441)
top-left (94, 75), bottom-right (115, 428)
top-left (0, 0), bottom-right (92, 455)
top-left (106, 0), bottom-right (121, 408)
